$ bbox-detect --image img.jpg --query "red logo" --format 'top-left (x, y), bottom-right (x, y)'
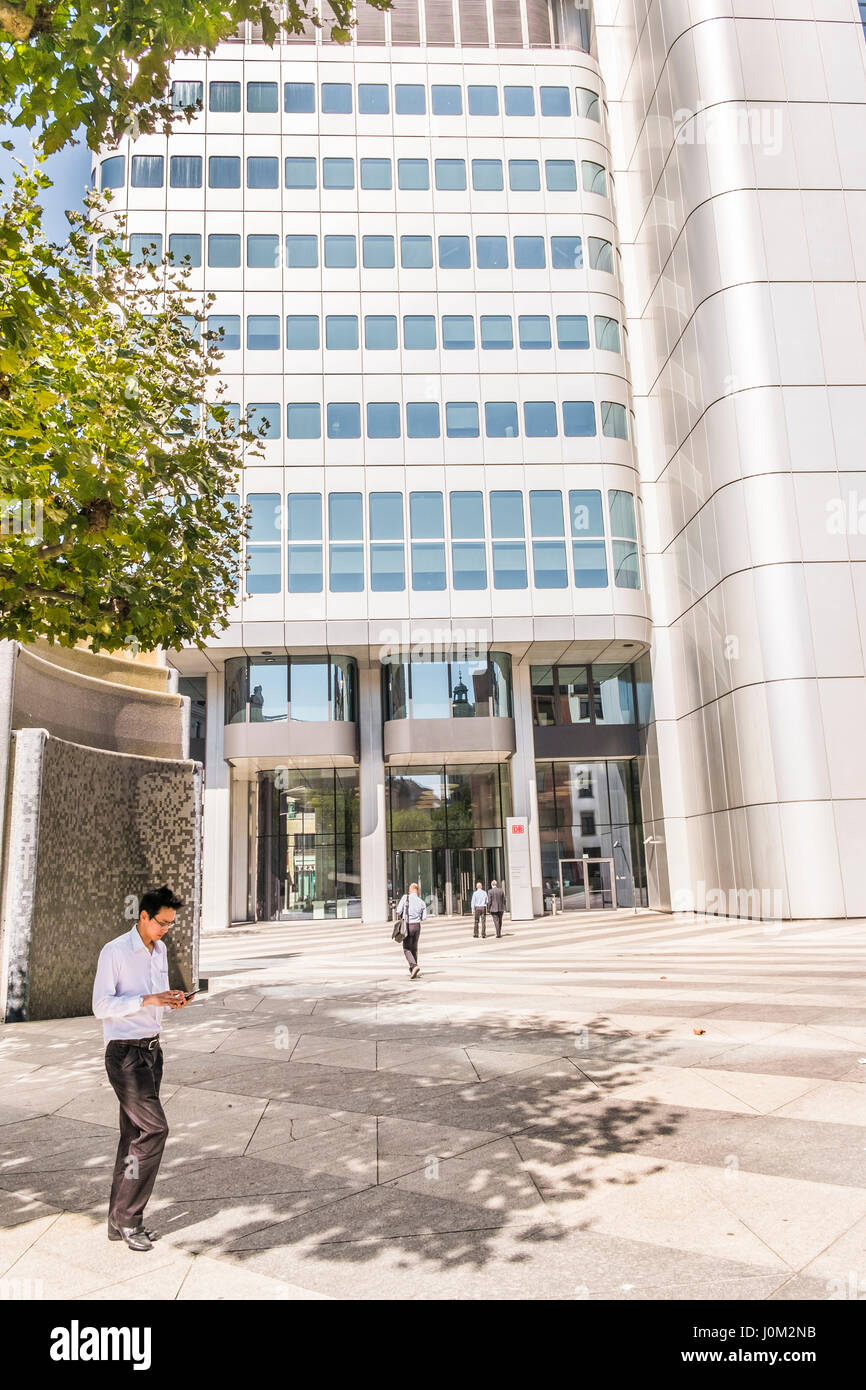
top-left (511, 824), bottom-right (525, 834)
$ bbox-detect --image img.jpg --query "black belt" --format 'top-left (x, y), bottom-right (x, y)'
top-left (111, 1036), bottom-right (161, 1050)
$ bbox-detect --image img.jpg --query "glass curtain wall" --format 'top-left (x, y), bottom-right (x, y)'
top-left (536, 760), bottom-right (647, 908)
top-left (256, 768), bottom-right (360, 920)
top-left (383, 653), bottom-right (512, 719)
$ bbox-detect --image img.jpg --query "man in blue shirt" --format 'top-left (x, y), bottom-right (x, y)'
top-left (92, 885), bottom-right (191, 1251)
top-left (471, 882), bottom-right (489, 938)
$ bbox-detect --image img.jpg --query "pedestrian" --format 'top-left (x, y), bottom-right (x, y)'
top-left (487, 879), bottom-right (506, 937)
top-left (396, 881), bottom-right (426, 979)
top-left (92, 885), bottom-right (193, 1251)
top-left (471, 881), bottom-right (489, 937)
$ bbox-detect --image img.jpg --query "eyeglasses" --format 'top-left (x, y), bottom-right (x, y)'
top-left (150, 916), bottom-right (174, 929)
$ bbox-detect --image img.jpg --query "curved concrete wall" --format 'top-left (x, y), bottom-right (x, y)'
top-left (384, 715), bottom-right (516, 762)
top-left (222, 718), bottom-right (359, 764)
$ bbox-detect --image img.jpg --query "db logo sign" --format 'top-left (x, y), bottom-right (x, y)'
top-left (511, 824), bottom-right (525, 834)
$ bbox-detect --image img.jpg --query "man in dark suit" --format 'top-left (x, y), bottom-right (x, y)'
top-left (487, 879), bottom-right (506, 937)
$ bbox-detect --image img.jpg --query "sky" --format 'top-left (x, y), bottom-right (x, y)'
top-left (0, 121), bottom-right (91, 242)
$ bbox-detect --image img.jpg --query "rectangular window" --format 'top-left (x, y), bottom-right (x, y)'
top-left (472, 158), bottom-right (503, 191)
top-left (397, 157), bottom-right (429, 189)
top-left (438, 234), bottom-right (470, 269)
top-left (208, 155), bottom-right (240, 188)
top-left (435, 158), bottom-right (466, 190)
top-left (247, 315), bottom-right (280, 351)
top-left (504, 86), bottom-right (535, 116)
top-left (485, 401), bottom-right (518, 437)
top-left (322, 157), bottom-right (354, 189)
top-left (513, 235), bottom-right (545, 268)
top-left (284, 82), bottom-right (315, 113)
top-left (247, 82), bottom-right (278, 113)
top-left (327, 403), bottom-right (361, 439)
top-left (321, 82), bottom-right (352, 114)
top-left (324, 234), bottom-right (357, 268)
top-left (401, 235), bottom-right (432, 268)
top-left (207, 403), bottom-right (240, 435)
top-left (247, 156), bottom-right (278, 189)
top-left (593, 663), bottom-right (636, 724)
top-left (246, 493), bottom-right (281, 595)
top-left (530, 490), bottom-right (567, 588)
top-left (329, 551), bottom-right (364, 595)
top-left (570, 488), bottom-right (607, 588)
top-left (540, 86), bottom-right (571, 117)
top-left (557, 314), bottom-right (589, 349)
top-left (247, 233), bottom-right (279, 268)
top-left (468, 85), bottom-right (498, 116)
top-left (100, 156), bottom-right (125, 189)
top-left (285, 234), bottom-right (318, 267)
top-left (359, 82), bottom-right (389, 114)
top-left (131, 155), bottom-right (164, 188)
top-left (329, 493), bottom-right (363, 593)
top-left (545, 159), bottom-right (577, 191)
top-left (445, 401), bottom-right (479, 438)
top-left (169, 233), bottom-right (201, 267)
top-left (602, 402), bottom-right (628, 439)
top-left (370, 544), bottom-right (405, 592)
top-left (286, 403), bottom-right (322, 439)
top-left (171, 81), bottom-right (203, 111)
top-left (288, 492), bottom-right (323, 594)
top-left (523, 401), bottom-right (557, 437)
top-left (362, 234), bottom-right (395, 268)
top-left (370, 491), bottom-right (404, 540)
top-left (588, 236), bottom-right (614, 272)
top-left (490, 491), bottom-right (526, 589)
top-left (450, 491), bottom-right (486, 587)
top-left (209, 81), bottom-right (240, 113)
top-left (576, 87), bottom-right (601, 120)
top-left (476, 235), bottom-right (508, 268)
top-left (207, 233), bottom-right (240, 267)
top-left (508, 159), bottom-right (540, 191)
top-left (367, 402), bottom-right (401, 438)
top-left (410, 492), bottom-right (446, 591)
top-left (431, 85), bottom-right (462, 115)
top-left (360, 157), bottom-right (392, 189)
top-left (395, 83), bottom-right (426, 115)
top-left (207, 314), bottom-right (240, 350)
top-left (406, 401), bottom-right (440, 438)
top-left (562, 401), bottom-right (596, 436)
top-left (481, 316), bottom-right (513, 350)
top-left (442, 315), bottom-right (475, 350)
top-left (582, 160), bottom-right (607, 196)
top-left (609, 489), bottom-right (637, 539)
top-left (325, 315), bottom-right (359, 350)
top-left (364, 315), bottom-right (398, 350)
top-left (285, 157), bottom-right (317, 188)
top-left (247, 402), bottom-right (281, 439)
top-left (169, 155), bottom-right (201, 188)
top-left (595, 316), bottom-right (621, 352)
top-left (129, 233), bottom-right (162, 265)
top-left (518, 315), bottom-right (551, 349)
top-left (551, 235), bottom-right (583, 269)
top-left (286, 315), bottom-right (320, 350)
top-left (403, 315), bottom-right (436, 349)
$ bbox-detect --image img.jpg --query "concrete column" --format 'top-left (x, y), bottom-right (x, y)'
top-left (201, 669), bottom-right (231, 932)
top-left (510, 664), bottom-right (544, 917)
top-left (359, 664), bottom-right (388, 924)
top-left (0, 641), bottom-right (19, 937)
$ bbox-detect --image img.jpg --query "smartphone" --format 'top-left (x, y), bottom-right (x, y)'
top-left (183, 988), bottom-right (199, 1000)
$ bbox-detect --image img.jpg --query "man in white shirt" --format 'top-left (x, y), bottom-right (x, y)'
top-left (471, 882), bottom-right (489, 938)
top-left (92, 885), bottom-right (191, 1251)
top-left (396, 882), bottom-right (426, 978)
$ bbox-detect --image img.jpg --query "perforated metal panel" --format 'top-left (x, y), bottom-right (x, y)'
top-left (357, 3), bottom-right (387, 43)
top-left (525, 0), bottom-right (552, 46)
top-left (390, 0), bottom-right (421, 43)
top-left (458, 0), bottom-right (489, 46)
top-left (424, 0), bottom-right (455, 45)
top-left (492, 0), bottom-right (523, 45)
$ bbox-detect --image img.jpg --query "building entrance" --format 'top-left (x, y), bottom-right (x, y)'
top-left (391, 846), bottom-right (504, 917)
top-left (558, 857), bottom-right (617, 910)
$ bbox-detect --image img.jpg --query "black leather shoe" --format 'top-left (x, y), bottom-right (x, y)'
top-left (108, 1219), bottom-right (156, 1249)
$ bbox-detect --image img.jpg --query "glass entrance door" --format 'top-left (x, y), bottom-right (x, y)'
top-left (558, 857), bottom-right (617, 909)
top-left (559, 858), bottom-right (587, 910)
top-left (391, 846), bottom-right (505, 917)
top-left (391, 848), bottom-right (446, 917)
top-left (450, 848), bottom-right (504, 915)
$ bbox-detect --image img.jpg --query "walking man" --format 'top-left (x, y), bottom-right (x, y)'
top-left (92, 885), bottom-right (191, 1251)
top-left (396, 881), bottom-right (426, 978)
top-left (487, 879), bottom-right (506, 937)
top-left (471, 881), bottom-right (489, 938)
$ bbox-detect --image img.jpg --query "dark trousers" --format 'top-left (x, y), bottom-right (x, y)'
top-left (403, 926), bottom-right (421, 969)
top-left (473, 908), bottom-right (487, 936)
top-left (105, 1040), bottom-right (168, 1228)
top-left (490, 911), bottom-right (503, 936)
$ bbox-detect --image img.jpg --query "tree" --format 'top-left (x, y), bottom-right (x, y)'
top-left (0, 1), bottom-right (392, 154)
top-left (0, 164), bottom-right (260, 652)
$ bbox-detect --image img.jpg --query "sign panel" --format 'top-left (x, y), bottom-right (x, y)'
top-left (506, 816), bottom-right (534, 921)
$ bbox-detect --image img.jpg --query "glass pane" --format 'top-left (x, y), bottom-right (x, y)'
top-left (129, 233), bottom-right (162, 265)
top-left (398, 158), bottom-right (429, 189)
top-left (288, 546), bottom-right (323, 593)
top-left (541, 86), bottom-right (571, 116)
top-left (442, 316), bottom-right (474, 350)
top-left (589, 236), bottom-right (614, 272)
top-left (247, 402), bottom-right (280, 438)
top-left (363, 236), bottom-right (395, 268)
top-left (321, 82), bottom-right (352, 113)
top-left (481, 316), bottom-right (513, 350)
top-left (476, 236), bottom-right (508, 268)
top-left (438, 235), bottom-right (470, 268)
top-left (326, 314), bottom-right (359, 349)
top-left (209, 81), bottom-right (241, 112)
top-left (247, 233), bottom-right (279, 267)
top-left (576, 87), bottom-right (601, 120)
top-left (513, 236), bottom-right (545, 268)
top-left (519, 315), bottom-right (551, 349)
top-left (445, 401), bottom-right (479, 437)
top-left (286, 403), bottom-right (321, 439)
top-left (403, 315), bottom-right (436, 349)
top-left (247, 493), bottom-right (280, 544)
top-left (595, 316), bottom-right (621, 352)
top-left (361, 157), bottom-right (392, 189)
top-left (569, 490), bottom-right (604, 537)
top-left (557, 314), bottom-right (590, 349)
top-left (284, 82), bottom-right (315, 113)
top-left (492, 541), bottom-right (527, 589)
top-left (573, 541), bottom-right (608, 587)
top-left (247, 81), bottom-right (278, 113)
top-left (504, 86), bottom-right (535, 116)
top-left (290, 660), bottom-right (330, 720)
top-left (288, 493), bottom-right (322, 540)
top-left (551, 235), bottom-right (583, 268)
top-left (285, 157), bottom-right (317, 188)
top-left (209, 155), bottom-right (240, 188)
top-left (411, 544), bottom-right (446, 591)
top-left (490, 491), bottom-right (524, 537)
top-left (401, 235), bottom-right (432, 268)
top-left (410, 492), bottom-right (444, 538)
top-left (484, 401), bottom-right (518, 437)
top-left (329, 544), bottom-right (364, 591)
top-left (582, 160), bottom-right (607, 196)
top-left (364, 314), bottom-right (398, 349)
top-left (523, 401), bottom-right (557, 437)
top-left (410, 664), bottom-right (450, 716)
top-left (207, 314), bottom-right (240, 349)
top-left (468, 85), bottom-right (498, 115)
top-left (131, 155), bottom-right (164, 188)
top-left (531, 666), bottom-right (556, 726)
top-left (593, 663), bottom-right (636, 724)
top-left (432, 85), bottom-right (462, 115)
top-left (602, 402), bottom-right (629, 439)
top-left (286, 315), bottom-right (319, 350)
top-left (450, 491), bottom-right (484, 538)
top-left (608, 489), bottom-right (637, 539)
top-left (225, 657), bottom-right (248, 724)
top-left (435, 158), bottom-right (466, 190)
top-left (247, 156), bottom-right (278, 189)
top-left (612, 540), bottom-right (640, 589)
top-left (249, 659), bottom-right (287, 721)
top-left (395, 84), bottom-right (426, 114)
top-left (508, 159), bottom-right (540, 191)
top-left (545, 159), bottom-right (577, 191)
top-left (322, 158), bottom-right (354, 189)
top-left (329, 493), bottom-right (363, 540)
top-left (562, 401), bottom-right (596, 436)
top-left (100, 156), bottom-right (125, 189)
top-left (472, 159), bottom-right (503, 191)
top-left (533, 540), bottom-right (568, 588)
top-left (208, 234), bottom-right (240, 267)
top-left (406, 401), bottom-right (440, 438)
top-left (247, 315), bottom-right (280, 350)
top-left (247, 547), bottom-right (280, 594)
top-left (452, 542), bottom-right (486, 590)
top-left (366, 401), bottom-right (400, 438)
top-left (559, 666), bottom-right (591, 724)
top-left (369, 493), bottom-right (403, 540)
top-left (370, 544), bottom-right (405, 592)
top-left (169, 232), bottom-right (201, 266)
top-left (359, 83), bottom-right (389, 114)
top-left (530, 490), bottom-right (564, 537)
top-left (170, 155), bottom-right (201, 187)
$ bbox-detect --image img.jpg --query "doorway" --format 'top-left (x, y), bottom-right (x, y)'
top-left (558, 857), bottom-right (617, 910)
top-left (391, 846), bottom-right (505, 917)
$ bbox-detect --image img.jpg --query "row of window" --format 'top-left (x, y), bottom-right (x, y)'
top-left (236, 488), bottom-right (640, 595)
top-left (125, 230), bottom-right (612, 273)
top-left (103, 152), bottom-right (607, 194)
top-left (187, 395), bottom-right (630, 441)
top-left (170, 79), bottom-right (602, 122)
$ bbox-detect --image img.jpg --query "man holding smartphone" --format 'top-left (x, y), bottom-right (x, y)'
top-left (92, 885), bottom-right (195, 1251)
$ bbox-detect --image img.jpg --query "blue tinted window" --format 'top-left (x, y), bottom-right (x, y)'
top-left (363, 235), bottom-right (394, 268)
top-left (602, 402), bottom-right (628, 439)
top-left (247, 156), bottom-right (278, 189)
top-left (367, 402), bottom-right (401, 438)
top-left (485, 402), bottom-right (518, 437)
top-left (530, 490), bottom-right (565, 537)
top-left (557, 314), bottom-right (590, 348)
top-left (207, 315), bottom-right (240, 350)
top-left (533, 540), bottom-right (568, 588)
top-left (247, 315), bottom-right (280, 350)
top-left (288, 492), bottom-right (322, 540)
top-left (432, 85), bottom-right (462, 115)
top-left (327, 403), bottom-right (361, 438)
top-left (288, 543), bottom-right (323, 594)
top-left (359, 83), bottom-right (389, 114)
top-left (442, 316), bottom-right (474, 350)
top-left (570, 490), bottom-right (604, 538)
top-left (207, 403), bottom-right (240, 434)
top-left (476, 236), bottom-right (508, 268)
top-left (551, 235), bottom-right (583, 269)
top-left (407, 402), bottom-right (440, 438)
top-left (129, 233), bottom-right (162, 265)
top-left (545, 159), bottom-right (577, 191)
top-left (324, 235), bottom-right (357, 268)
top-left (508, 159), bottom-right (539, 191)
top-left (519, 315), bottom-right (551, 349)
top-left (177, 314), bottom-right (200, 343)
top-left (285, 234), bottom-right (318, 267)
top-left (588, 237), bottom-right (614, 272)
top-left (370, 492), bottom-right (404, 540)
top-left (208, 233), bottom-right (240, 267)
top-left (403, 315), bottom-right (436, 349)
top-left (247, 234), bottom-right (279, 267)
top-left (209, 155), bottom-right (240, 188)
top-left (438, 235), bottom-right (470, 268)
top-left (100, 156), bottom-right (125, 189)
top-left (504, 86), bottom-right (534, 116)
top-left (445, 402), bottom-right (479, 438)
top-left (573, 544), bottom-right (608, 588)
top-left (171, 80), bottom-right (203, 110)
top-left (330, 546), bottom-right (364, 592)
top-left (410, 491), bottom-right (444, 538)
top-left (401, 235), bottom-right (432, 268)
top-left (325, 315), bottom-right (359, 350)
top-left (364, 315), bottom-right (398, 350)
top-left (169, 233), bottom-right (201, 266)
top-left (582, 160), bottom-right (607, 196)
top-left (247, 403), bottom-right (281, 439)
top-left (284, 82), bottom-right (315, 113)
top-left (514, 235), bottom-right (545, 268)
top-left (131, 155), bottom-right (163, 188)
top-left (329, 492), bottom-right (362, 540)
top-left (450, 491), bottom-right (485, 538)
top-left (286, 315), bottom-right (320, 350)
top-left (170, 155), bottom-right (201, 188)
top-left (472, 159), bottom-right (503, 191)
top-left (361, 157), bottom-right (392, 189)
top-left (247, 493), bottom-right (280, 542)
top-left (371, 545), bottom-right (405, 592)
top-left (285, 157), bottom-right (317, 188)
top-left (247, 82), bottom-right (278, 113)
top-left (395, 83), bottom-right (426, 114)
top-left (608, 489), bottom-right (637, 539)
top-left (321, 83), bottom-right (352, 114)
top-left (287, 403), bottom-right (321, 439)
top-left (481, 316), bottom-right (512, 350)
top-left (435, 158), bottom-right (466, 190)
top-left (322, 157), bottom-right (354, 189)
top-left (541, 86), bottom-right (571, 116)
top-left (452, 542), bottom-right (487, 589)
top-left (468, 85), bottom-right (498, 115)
top-left (524, 401), bottom-right (557, 437)
top-left (210, 82), bottom-right (240, 112)
top-left (492, 542), bottom-right (526, 588)
top-left (562, 401), bottom-right (597, 436)
top-left (397, 158), bottom-right (429, 189)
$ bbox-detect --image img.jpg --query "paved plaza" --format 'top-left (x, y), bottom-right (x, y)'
top-left (2, 910), bottom-right (866, 1300)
